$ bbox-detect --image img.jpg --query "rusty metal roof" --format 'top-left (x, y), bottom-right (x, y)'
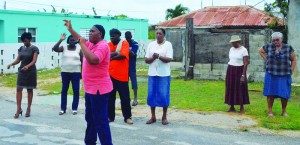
top-left (157, 6), bottom-right (284, 27)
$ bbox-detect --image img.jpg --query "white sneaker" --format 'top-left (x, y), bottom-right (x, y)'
top-left (72, 110), bottom-right (78, 115)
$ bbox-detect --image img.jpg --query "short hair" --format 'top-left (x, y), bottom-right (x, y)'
top-left (125, 31), bottom-right (131, 36)
top-left (110, 28), bottom-right (121, 36)
top-left (271, 32), bottom-right (283, 39)
top-left (157, 28), bottom-right (166, 35)
top-left (21, 32), bottom-right (32, 41)
top-left (67, 35), bottom-right (73, 44)
top-left (94, 24), bottom-right (105, 39)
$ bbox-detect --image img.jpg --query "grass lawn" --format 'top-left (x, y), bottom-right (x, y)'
top-left (1, 64), bottom-right (300, 130)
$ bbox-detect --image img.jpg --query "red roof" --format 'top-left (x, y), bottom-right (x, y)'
top-left (157, 6), bottom-right (284, 27)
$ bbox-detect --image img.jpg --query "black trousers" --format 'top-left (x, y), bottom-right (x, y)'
top-left (108, 77), bottom-right (132, 122)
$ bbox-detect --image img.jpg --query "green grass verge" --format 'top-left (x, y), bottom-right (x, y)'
top-left (1, 66), bottom-right (300, 130)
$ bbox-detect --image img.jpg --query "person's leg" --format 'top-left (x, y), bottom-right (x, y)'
top-left (26, 89), bottom-right (33, 117)
top-left (71, 72), bottom-right (81, 112)
top-left (91, 93), bottom-right (113, 145)
top-left (281, 98), bottom-right (288, 116)
top-left (239, 105), bottom-right (244, 114)
top-left (84, 93), bottom-right (97, 145)
top-left (117, 80), bottom-right (132, 123)
top-left (15, 88), bottom-right (23, 118)
top-left (146, 107), bottom-right (156, 124)
top-left (61, 72), bottom-right (71, 113)
top-left (108, 77), bottom-right (117, 121)
top-left (267, 96), bottom-right (275, 116)
top-left (129, 71), bottom-right (138, 106)
top-left (227, 105), bottom-right (236, 112)
top-left (162, 107), bottom-right (169, 125)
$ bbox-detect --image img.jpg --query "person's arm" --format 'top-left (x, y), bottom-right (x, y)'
top-left (240, 56), bottom-right (249, 85)
top-left (145, 53), bottom-right (159, 64)
top-left (158, 56), bottom-right (172, 63)
top-left (52, 33), bottom-right (66, 52)
top-left (158, 43), bottom-right (173, 63)
top-left (78, 37), bottom-right (99, 65)
top-left (7, 54), bottom-right (21, 69)
top-left (111, 41), bottom-right (129, 60)
top-left (21, 52), bottom-right (38, 71)
top-left (63, 20), bottom-right (81, 40)
top-left (79, 49), bottom-right (83, 64)
top-left (291, 52), bottom-right (296, 74)
top-left (258, 47), bottom-right (267, 61)
top-left (111, 52), bottom-right (126, 60)
top-left (129, 42), bottom-right (139, 57)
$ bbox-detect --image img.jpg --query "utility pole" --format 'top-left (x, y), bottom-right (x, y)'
top-left (201, 0), bottom-right (203, 8)
top-left (4, 0), bottom-right (6, 10)
top-left (212, 0), bottom-right (214, 6)
top-left (185, 18), bottom-right (195, 80)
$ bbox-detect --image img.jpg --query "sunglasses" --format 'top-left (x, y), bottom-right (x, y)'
top-left (272, 39), bottom-right (280, 42)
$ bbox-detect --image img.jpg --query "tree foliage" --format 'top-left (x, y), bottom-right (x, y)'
top-left (264, 0), bottom-right (288, 42)
top-left (114, 14), bottom-right (128, 18)
top-left (165, 4), bottom-right (189, 20)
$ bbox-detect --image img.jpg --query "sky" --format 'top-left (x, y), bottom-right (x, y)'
top-left (1, 0), bottom-right (275, 24)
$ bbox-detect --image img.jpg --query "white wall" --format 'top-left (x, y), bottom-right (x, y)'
top-left (0, 40), bottom-right (151, 74)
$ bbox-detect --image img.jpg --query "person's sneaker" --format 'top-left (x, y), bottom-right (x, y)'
top-left (132, 100), bottom-right (138, 106)
top-left (72, 110), bottom-right (78, 115)
top-left (126, 118), bottom-right (133, 125)
top-left (59, 110), bottom-right (66, 115)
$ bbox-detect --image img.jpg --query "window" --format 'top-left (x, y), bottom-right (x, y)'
top-left (18, 28), bottom-right (37, 43)
top-left (120, 30), bottom-right (135, 40)
top-left (80, 28), bottom-right (90, 40)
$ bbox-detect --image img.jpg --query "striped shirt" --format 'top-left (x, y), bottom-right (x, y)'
top-left (263, 43), bottom-right (294, 76)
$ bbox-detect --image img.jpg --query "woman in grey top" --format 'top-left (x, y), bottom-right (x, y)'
top-left (7, 32), bottom-right (39, 118)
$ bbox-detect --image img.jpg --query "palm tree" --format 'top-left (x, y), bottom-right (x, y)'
top-left (165, 4), bottom-right (189, 20)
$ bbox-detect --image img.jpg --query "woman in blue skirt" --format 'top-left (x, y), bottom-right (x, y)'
top-left (259, 32), bottom-right (297, 117)
top-left (145, 28), bottom-right (173, 125)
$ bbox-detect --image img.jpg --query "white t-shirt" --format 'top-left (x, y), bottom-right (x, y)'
top-left (61, 46), bottom-right (81, 72)
top-left (228, 46), bottom-right (248, 66)
top-left (145, 40), bottom-right (173, 76)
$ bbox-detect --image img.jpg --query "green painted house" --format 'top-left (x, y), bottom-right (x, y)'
top-left (0, 9), bottom-right (148, 43)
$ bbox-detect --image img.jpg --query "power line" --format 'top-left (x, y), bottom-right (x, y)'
top-left (8, 0), bottom-right (156, 13)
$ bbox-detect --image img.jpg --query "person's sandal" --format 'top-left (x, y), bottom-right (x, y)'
top-left (59, 110), bottom-right (66, 115)
top-left (268, 113), bottom-right (274, 118)
top-left (146, 118), bottom-right (156, 124)
top-left (282, 113), bottom-right (288, 117)
top-left (162, 119), bottom-right (169, 125)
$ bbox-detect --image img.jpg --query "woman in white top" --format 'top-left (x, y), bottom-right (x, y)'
top-left (52, 33), bottom-right (83, 115)
top-left (225, 35), bottom-right (249, 114)
top-left (145, 28), bottom-right (173, 125)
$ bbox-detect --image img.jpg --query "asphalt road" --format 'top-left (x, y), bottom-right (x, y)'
top-left (0, 92), bottom-right (300, 145)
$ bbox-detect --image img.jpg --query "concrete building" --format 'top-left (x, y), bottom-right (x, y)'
top-left (157, 6), bottom-right (285, 82)
top-left (0, 10), bottom-right (149, 74)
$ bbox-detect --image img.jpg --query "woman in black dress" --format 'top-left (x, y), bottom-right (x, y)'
top-left (7, 32), bottom-right (39, 118)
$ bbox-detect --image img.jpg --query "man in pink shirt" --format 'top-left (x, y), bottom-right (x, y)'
top-left (64, 20), bottom-right (113, 145)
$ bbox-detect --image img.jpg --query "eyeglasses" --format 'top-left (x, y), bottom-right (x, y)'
top-left (272, 39), bottom-right (280, 42)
